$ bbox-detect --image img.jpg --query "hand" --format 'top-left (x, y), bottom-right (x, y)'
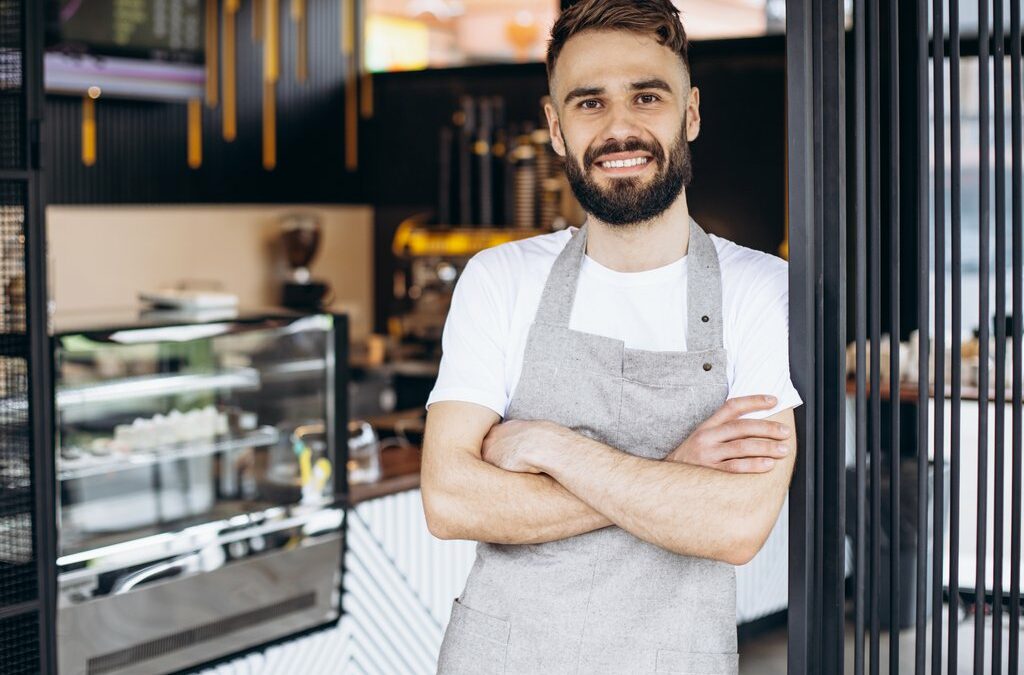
top-left (481, 419), bottom-right (563, 474)
top-left (666, 395), bottom-right (792, 473)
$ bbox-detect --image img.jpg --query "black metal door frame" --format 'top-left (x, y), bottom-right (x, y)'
top-left (25, 0), bottom-right (57, 670)
top-left (0, 0), bottom-right (56, 672)
top-left (786, 0), bottom-right (846, 671)
top-left (787, 0), bottom-right (1024, 673)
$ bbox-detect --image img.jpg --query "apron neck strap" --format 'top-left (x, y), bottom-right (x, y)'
top-left (684, 217), bottom-right (724, 352)
top-left (533, 223), bottom-right (589, 327)
top-left (534, 218), bottom-right (724, 351)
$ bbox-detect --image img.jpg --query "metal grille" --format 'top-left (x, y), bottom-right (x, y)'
top-left (0, 0), bottom-right (24, 170)
top-left (0, 182), bottom-right (33, 617)
top-left (0, 612), bottom-right (39, 675)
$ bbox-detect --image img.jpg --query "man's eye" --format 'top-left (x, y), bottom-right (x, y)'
top-left (637, 94), bottom-right (660, 104)
top-left (580, 99), bottom-right (602, 109)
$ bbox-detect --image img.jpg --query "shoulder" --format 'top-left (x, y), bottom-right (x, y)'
top-left (710, 233), bottom-right (789, 299)
top-left (466, 228), bottom-right (574, 290)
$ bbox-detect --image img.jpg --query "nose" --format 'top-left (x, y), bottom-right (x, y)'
top-left (598, 100), bottom-right (644, 146)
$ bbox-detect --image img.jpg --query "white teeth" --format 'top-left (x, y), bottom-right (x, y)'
top-left (602, 157), bottom-right (649, 169)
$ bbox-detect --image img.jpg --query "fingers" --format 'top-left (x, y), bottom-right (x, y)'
top-left (675, 438), bottom-right (788, 469)
top-left (706, 419), bottom-right (792, 443)
top-left (701, 395), bottom-right (778, 427)
top-left (718, 457), bottom-right (778, 474)
top-left (718, 438), bottom-right (791, 459)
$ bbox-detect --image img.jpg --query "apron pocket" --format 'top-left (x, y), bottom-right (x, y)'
top-left (437, 598), bottom-right (510, 674)
top-left (654, 649), bottom-right (739, 675)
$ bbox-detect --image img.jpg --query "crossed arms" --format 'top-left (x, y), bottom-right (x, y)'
top-left (420, 396), bottom-right (798, 566)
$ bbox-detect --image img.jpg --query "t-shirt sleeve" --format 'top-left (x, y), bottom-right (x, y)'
top-left (729, 259), bottom-right (804, 420)
top-left (426, 256), bottom-right (510, 417)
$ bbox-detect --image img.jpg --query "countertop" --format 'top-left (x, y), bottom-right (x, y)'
top-left (348, 443), bottom-right (423, 505)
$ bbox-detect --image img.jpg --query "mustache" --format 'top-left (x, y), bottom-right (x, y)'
top-left (583, 138), bottom-right (666, 170)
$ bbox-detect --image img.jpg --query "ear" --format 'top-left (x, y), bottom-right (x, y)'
top-left (544, 101), bottom-right (566, 157)
top-left (685, 87), bottom-right (701, 142)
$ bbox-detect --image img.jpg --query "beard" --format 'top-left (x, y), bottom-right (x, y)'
top-left (562, 120), bottom-right (692, 227)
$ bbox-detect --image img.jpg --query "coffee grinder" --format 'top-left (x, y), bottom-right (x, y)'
top-left (279, 214), bottom-right (331, 310)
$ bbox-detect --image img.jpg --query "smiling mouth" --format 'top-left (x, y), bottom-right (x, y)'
top-left (597, 156), bottom-right (651, 169)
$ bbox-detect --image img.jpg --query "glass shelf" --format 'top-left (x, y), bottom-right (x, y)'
top-left (56, 367), bottom-right (261, 410)
top-left (57, 426), bottom-right (280, 481)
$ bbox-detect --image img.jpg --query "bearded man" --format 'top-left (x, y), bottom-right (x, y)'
top-left (421, 1), bottom-right (802, 672)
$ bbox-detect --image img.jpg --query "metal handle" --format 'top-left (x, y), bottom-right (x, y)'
top-left (111, 555), bottom-right (196, 595)
top-left (110, 544), bottom-right (225, 595)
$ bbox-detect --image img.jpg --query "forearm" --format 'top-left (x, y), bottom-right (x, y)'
top-left (422, 449), bottom-right (613, 545)
top-left (533, 432), bottom-right (792, 565)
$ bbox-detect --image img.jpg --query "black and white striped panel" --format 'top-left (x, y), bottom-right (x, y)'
top-left (203, 489), bottom-right (476, 675)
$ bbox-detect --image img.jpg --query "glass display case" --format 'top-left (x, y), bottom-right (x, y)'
top-left (48, 309), bottom-right (347, 675)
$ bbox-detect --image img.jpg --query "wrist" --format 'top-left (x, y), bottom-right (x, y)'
top-left (529, 422), bottom-right (577, 475)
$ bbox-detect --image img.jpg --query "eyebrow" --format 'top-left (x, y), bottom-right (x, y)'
top-left (631, 78), bottom-right (673, 94)
top-left (563, 86), bottom-right (604, 106)
top-left (562, 79), bottom-right (674, 106)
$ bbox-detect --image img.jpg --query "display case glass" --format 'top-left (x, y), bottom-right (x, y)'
top-left (51, 309), bottom-right (346, 675)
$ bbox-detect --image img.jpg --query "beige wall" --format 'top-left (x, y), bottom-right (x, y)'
top-left (46, 204), bottom-right (375, 340)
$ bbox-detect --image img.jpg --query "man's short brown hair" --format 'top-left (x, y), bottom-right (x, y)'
top-left (546, 0), bottom-right (691, 84)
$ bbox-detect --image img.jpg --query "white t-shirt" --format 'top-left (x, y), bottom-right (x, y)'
top-left (426, 226), bottom-right (803, 420)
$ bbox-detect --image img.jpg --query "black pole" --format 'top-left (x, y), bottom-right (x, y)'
top-left (869, 0), bottom-right (884, 671)
top-left (993, 0), bottom-right (1009, 668)
top-left (787, 0), bottom-right (818, 669)
top-left (854, 0), bottom-right (869, 670)
top-left (948, 0), bottom-right (964, 669)
top-left (886, 0), bottom-right (902, 667)
top-left (930, 0), bottom-right (947, 671)
top-left (914, 0), bottom-right (930, 666)
top-left (821, 0), bottom-right (848, 665)
top-left (1009, 0), bottom-right (1024, 670)
top-left (976, 0), bottom-right (992, 668)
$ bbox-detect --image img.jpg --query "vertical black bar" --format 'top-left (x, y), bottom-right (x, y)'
top-left (787, 0), bottom-right (817, 668)
top-left (1009, 0), bottom-right (1023, 670)
top-left (822, 0), bottom-right (848, 667)
top-left (915, 0), bottom-right (931, 666)
top-left (855, 0), bottom-right (869, 669)
top-left (812, 1), bottom-right (827, 669)
top-left (992, 0), bottom-right (1008, 669)
top-left (947, 0), bottom-right (964, 669)
top-left (887, 0), bottom-right (903, 669)
top-left (869, 0), bottom-right (884, 671)
top-left (976, 0), bottom-right (991, 669)
top-left (23, 0), bottom-right (55, 671)
top-left (333, 313), bottom-right (350, 505)
top-left (930, 0), bottom-right (948, 671)
top-left (332, 311), bottom-right (350, 620)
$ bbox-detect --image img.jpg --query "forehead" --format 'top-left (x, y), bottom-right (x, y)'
top-left (551, 29), bottom-right (688, 98)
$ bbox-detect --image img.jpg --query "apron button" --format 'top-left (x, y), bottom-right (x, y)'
top-left (703, 362), bottom-right (713, 371)
top-left (701, 315), bottom-right (709, 323)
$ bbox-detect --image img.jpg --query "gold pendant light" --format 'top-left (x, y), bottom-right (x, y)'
top-left (188, 98), bottom-right (203, 168)
top-left (205, 0), bottom-right (219, 107)
top-left (81, 94), bottom-right (97, 167)
top-left (291, 0), bottom-right (308, 83)
top-left (223, 0), bottom-right (240, 141)
top-left (263, 0), bottom-right (280, 169)
top-left (342, 0), bottom-right (357, 171)
top-left (253, 0), bottom-right (264, 41)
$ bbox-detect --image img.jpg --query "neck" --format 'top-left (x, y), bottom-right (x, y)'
top-left (583, 192), bottom-right (691, 272)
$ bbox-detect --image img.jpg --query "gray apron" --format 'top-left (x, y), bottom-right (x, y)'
top-left (437, 218), bottom-right (737, 675)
